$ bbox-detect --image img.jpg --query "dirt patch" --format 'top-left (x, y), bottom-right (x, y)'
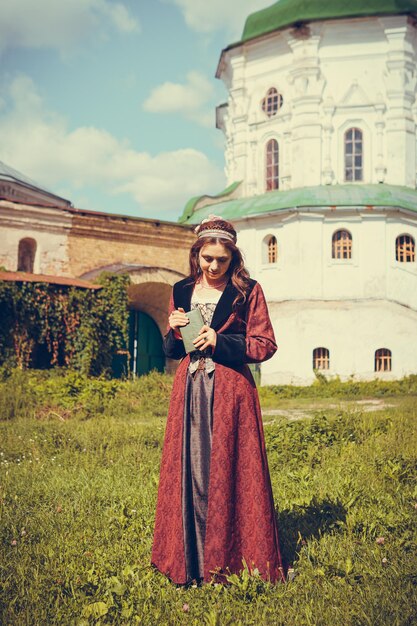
top-left (262, 398), bottom-right (395, 422)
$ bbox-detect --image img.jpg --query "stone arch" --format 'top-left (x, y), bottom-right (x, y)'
top-left (80, 264), bottom-right (186, 375)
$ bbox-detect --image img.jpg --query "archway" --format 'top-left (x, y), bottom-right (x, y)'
top-left (80, 264), bottom-right (186, 377)
top-left (126, 279), bottom-right (172, 377)
top-left (129, 310), bottom-right (164, 376)
top-left (112, 307), bottom-right (166, 378)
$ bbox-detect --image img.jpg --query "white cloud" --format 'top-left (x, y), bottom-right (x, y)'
top-left (103, 3), bottom-right (140, 33)
top-left (166, 0), bottom-right (271, 38)
top-left (144, 72), bottom-right (212, 114)
top-left (143, 71), bottom-right (214, 127)
top-left (0, 75), bottom-right (225, 216)
top-left (0, 0), bottom-right (140, 54)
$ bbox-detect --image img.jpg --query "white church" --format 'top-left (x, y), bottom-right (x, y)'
top-left (179, 0), bottom-right (417, 385)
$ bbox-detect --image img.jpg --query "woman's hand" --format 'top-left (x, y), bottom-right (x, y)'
top-left (193, 325), bottom-right (217, 351)
top-left (168, 307), bottom-right (189, 330)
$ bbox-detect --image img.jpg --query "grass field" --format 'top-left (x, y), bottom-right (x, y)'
top-left (1, 370), bottom-right (416, 625)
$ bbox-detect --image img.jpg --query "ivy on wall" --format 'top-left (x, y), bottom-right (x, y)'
top-left (0, 273), bottom-right (130, 376)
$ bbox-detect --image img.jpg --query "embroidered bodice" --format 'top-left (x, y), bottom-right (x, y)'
top-left (188, 287), bottom-right (223, 374)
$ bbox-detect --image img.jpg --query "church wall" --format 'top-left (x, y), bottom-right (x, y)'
top-left (235, 211), bottom-right (417, 310)
top-left (386, 215), bottom-right (417, 310)
top-left (262, 300), bottom-right (417, 386)
top-left (359, 215), bottom-right (387, 298)
top-left (236, 211), bottom-right (417, 384)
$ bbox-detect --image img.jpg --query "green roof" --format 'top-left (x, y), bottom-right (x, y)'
top-left (242, 0), bottom-right (417, 42)
top-left (179, 181), bottom-right (242, 223)
top-left (179, 184), bottom-right (417, 224)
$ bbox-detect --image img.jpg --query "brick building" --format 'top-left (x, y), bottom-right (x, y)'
top-left (0, 161), bottom-right (194, 375)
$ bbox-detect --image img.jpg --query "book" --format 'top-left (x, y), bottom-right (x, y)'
top-left (179, 307), bottom-right (205, 353)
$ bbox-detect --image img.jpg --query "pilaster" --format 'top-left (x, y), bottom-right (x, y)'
top-left (381, 17), bottom-right (417, 186)
top-left (286, 32), bottom-right (325, 187)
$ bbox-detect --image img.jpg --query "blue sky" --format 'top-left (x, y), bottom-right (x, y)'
top-left (0, 0), bottom-right (270, 220)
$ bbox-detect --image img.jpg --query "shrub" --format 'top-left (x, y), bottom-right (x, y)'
top-left (0, 273), bottom-right (130, 376)
top-left (0, 369), bottom-right (173, 422)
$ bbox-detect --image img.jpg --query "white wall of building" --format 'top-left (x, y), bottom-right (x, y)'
top-left (234, 209), bottom-right (417, 383)
top-left (218, 15), bottom-right (417, 194)
top-left (262, 299), bottom-right (417, 385)
top-left (0, 201), bottom-right (71, 276)
top-left (236, 211), bottom-right (417, 311)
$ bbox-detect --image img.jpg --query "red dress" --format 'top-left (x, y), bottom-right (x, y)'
top-left (151, 277), bottom-right (284, 584)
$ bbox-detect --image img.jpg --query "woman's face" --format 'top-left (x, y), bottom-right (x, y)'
top-left (199, 242), bottom-right (232, 283)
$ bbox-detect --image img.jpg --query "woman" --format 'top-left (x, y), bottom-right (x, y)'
top-left (151, 216), bottom-right (284, 585)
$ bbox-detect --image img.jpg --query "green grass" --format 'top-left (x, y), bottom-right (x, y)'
top-left (0, 371), bottom-right (416, 625)
top-left (258, 373), bottom-right (417, 407)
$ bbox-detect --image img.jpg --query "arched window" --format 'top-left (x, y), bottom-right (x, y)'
top-left (261, 88), bottom-right (284, 118)
top-left (345, 128), bottom-right (363, 182)
top-left (396, 234), bottom-right (415, 262)
top-left (375, 348), bottom-right (391, 372)
top-left (262, 235), bottom-right (278, 264)
top-left (268, 235), bottom-right (278, 263)
top-left (313, 347), bottom-right (330, 370)
top-left (332, 229), bottom-right (352, 259)
top-left (17, 238), bottom-right (37, 273)
top-left (266, 139), bottom-right (279, 191)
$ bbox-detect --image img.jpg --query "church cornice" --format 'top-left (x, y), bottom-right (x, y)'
top-left (180, 184), bottom-right (417, 224)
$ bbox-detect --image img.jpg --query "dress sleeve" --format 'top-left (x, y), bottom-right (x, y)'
top-left (212, 282), bottom-right (277, 366)
top-left (162, 292), bottom-right (186, 360)
top-left (244, 282), bottom-right (277, 363)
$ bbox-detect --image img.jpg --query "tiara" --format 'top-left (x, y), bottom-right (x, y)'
top-left (197, 228), bottom-right (236, 242)
top-left (194, 213), bottom-right (236, 242)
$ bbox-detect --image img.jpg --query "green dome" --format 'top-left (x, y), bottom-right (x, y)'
top-left (242, 0), bottom-right (417, 42)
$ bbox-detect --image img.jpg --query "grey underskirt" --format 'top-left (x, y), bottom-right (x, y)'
top-left (181, 367), bottom-right (215, 582)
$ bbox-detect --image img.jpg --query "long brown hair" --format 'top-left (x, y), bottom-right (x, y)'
top-left (188, 219), bottom-right (251, 309)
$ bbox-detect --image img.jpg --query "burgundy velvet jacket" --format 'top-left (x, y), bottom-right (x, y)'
top-left (151, 277), bottom-right (284, 584)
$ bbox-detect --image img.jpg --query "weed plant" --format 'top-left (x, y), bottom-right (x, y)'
top-left (0, 370), bottom-right (416, 625)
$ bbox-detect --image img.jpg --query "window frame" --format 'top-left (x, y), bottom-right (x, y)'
top-left (261, 87), bottom-right (284, 118)
top-left (395, 234), bottom-right (415, 263)
top-left (344, 127), bottom-right (363, 182)
top-left (265, 138), bottom-right (279, 192)
top-left (375, 348), bottom-right (392, 372)
top-left (332, 229), bottom-right (353, 260)
top-left (261, 234), bottom-right (278, 265)
top-left (313, 347), bottom-right (330, 371)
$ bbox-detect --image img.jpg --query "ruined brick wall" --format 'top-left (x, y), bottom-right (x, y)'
top-left (67, 211), bottom-right (194, 278)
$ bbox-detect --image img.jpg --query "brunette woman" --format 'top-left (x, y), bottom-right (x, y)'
top-left (151, 216), bottom-right (284, 585)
